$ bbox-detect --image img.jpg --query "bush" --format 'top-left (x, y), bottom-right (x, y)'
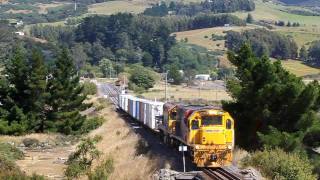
top-left (80, 117), bottom-right (104, 134)
top-left (242, 148), bottom-right (317, 180)
top-left (65, 135), bottom-right (102, 178)
top-left (22, 138), bottom-right (39, 148)
top-left (0, 143), bottom-right (24, 162)
top-left (88, 157), bottom-right (114, 180)
top-left (0, 145), bottom-right (44, 180)
top-left (82, 81), bottom-right (97, 96)
top-left (65, 161), bottom-right (87, 179)
top-left (129, 65), bottom-right (156, 90)
top-left (135, 139), bottom-right (150, 155)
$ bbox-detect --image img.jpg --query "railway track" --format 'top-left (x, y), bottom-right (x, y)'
top-left (100, 83), bottom-right (243, 180)
top-left (202, 168), bottom-right (242, 180)
top-left (99, 83), bottom-right (120, 105)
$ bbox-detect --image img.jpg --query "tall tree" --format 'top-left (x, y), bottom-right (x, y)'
top-left (25, 49), bottom-right (48, 132)
top-left (0, 46), bottom-right (29, 134)
top-left (246, 13), bottom-right (253, 23)
top-left (47, 48), bottom-right (88, 134)
top-left (223, 44), bottom-right (320, 151)
top-left (299, 45), bottom-right (308, 61)
top-left (168, 64), bottom-right (183, 85)
top-left (308, 41), bottom-right (320, 64)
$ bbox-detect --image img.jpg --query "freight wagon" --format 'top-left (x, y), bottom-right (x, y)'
top-left (118, 94), bottom-right (164, 130)
top-left (118, 93), bottom-right (235, 168)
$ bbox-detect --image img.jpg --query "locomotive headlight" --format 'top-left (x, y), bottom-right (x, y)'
top-left (211, 154), bottom-right (218, 162)
top-left (227, 145), bottom-right (232, 150)
top-left (195, 145), bottom-right (199, 149)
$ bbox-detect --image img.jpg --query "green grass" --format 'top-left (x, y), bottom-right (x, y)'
top-left (234, 0), bottom-right (320, 26)
top-left (88, 1), bottom-right (148, 15)
top-left (280, 60), bottom-right (320, 77)
top-left (276, 29), bottom-right (320, 48)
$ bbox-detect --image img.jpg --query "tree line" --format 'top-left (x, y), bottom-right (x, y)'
top-left (0, 45), bottom-right (89, 135)
top-left (300, 41), bottom-right (320, 65)
top-left (144, 0), bottom-right (255, 17)
top-left (30, 13), bottom-right (245, 73)
top-left (226, 29), bottom-right (298, 59)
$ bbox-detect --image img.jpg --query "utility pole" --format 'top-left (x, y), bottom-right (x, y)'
top-left (165, 71), bottom-right (168, 102)
top-left (74, 0), bottom-right (77, 11)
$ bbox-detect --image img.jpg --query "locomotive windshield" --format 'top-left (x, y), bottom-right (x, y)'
top-left (201, 115), bottom-right (222, 126)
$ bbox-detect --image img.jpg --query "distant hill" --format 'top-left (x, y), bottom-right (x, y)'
top-left (277, 0), bottom-right (320, 6)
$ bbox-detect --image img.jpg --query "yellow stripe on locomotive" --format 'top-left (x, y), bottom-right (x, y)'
top-left (162, 104), bottom-right (235, 167)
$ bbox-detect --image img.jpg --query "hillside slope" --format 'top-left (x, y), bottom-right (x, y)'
top-left (277, 0), bottom-right (320, 6)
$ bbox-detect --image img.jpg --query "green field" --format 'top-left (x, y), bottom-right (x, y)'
top-left (280, 60), bottom-right (320, 77)
top-left (234, 0), bottom-right (320, 26)
top-left (88, 1), bottom-right (149, 15)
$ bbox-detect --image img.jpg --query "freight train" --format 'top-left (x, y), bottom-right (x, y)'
top-left (118, 93), bottom-right (235, 168)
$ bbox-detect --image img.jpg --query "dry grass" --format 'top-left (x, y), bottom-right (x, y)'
top-left (280, 60), bottom-right (320, 77)
top-left (173, 25), bottom-right (258, 51)
top-left (0, 133), bottom-right (61, 145)
top-left (232, 147), bottom-right (249, 167)
top-left (88, 0), bottom-right (149, 15)
top-left (87, 99), bottom-right (159, 180)
top-left (140, 81), bottom-right (231, 102)
top-left (37, 3), bottom-right (67, 14)
top-left (274, 27), bottom-right (320, 48)
top-left (5, 9), bottom-right (33, 14)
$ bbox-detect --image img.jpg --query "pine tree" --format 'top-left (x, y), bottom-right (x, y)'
top-left (246, 13), bottom-right (253, 23)
top-left (47, 48), bottom-right (88, 134)
top-left (223, 44), bottom-right (320, 150)
top-left (26, 49), bottom-right (49, 132)
top-left (5, 46), bottom-right (29, 110)
top-left (299, 46), bottom-right (308, 61)
top-left (0, 46), bottom-right (29, 135)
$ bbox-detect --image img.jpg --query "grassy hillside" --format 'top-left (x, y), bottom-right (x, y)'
top-left (280, 60), bottom-right (320, 77)
top-left (88, 1), bottom-right (148, 15)
top-left (234, 0), bottom-right (320, 26)
top-left (277, 0), bottom-right (320, 6)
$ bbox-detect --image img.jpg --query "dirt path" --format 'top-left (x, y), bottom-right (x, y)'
top-left (17, 146), bottom-right (74, 179)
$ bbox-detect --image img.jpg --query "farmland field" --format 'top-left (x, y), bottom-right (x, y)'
top-left (37, 2), bottom-right (68, 14)
top-left (280, 60), bottom-right (320, 77)
top-left (233, 0), bottom-right (320, 26)
top-left (88, 1), bottom-right (149, 15)
top-left (173, 25), bottom-right (259, 51)
top-left (140, 81), bottom-right (231, 102)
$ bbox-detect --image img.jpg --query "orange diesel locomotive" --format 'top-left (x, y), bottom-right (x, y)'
top-left (158, 103), bottom-right (235, 167)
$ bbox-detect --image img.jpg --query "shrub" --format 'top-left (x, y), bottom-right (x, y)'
top-left (22, 138), bottom-right (39, 148)
top-left (80, 117), bottom-right (104, 134)
top-left (0, 146), bottom-right (44, 180)
top-left (135, 139), bottom-right (150, 155)
top-left (65, 161), bottom-right (87, 179)
top-left (0, 143), bottom-right (24, 162)
top-left (65, 135), bottom-right (102, 178)
top-left (129, 65), bottom-right (156, 90)
top-left (88, 157), bottom-right (114, 180)
top-left (242, 148), bottom-right (317, 180)
top-left (82, 81), bottom-right (97, 96)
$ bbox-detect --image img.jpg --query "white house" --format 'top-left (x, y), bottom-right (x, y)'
top-left (15, 31), bottom-right (25, 36)
top-left (195, 74), bottom-right (211, 81)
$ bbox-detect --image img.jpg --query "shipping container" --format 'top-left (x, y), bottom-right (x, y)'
top-left (135, 100), bottom-right (140, 120)
top-left (145, 101), bottom-right (164, 129)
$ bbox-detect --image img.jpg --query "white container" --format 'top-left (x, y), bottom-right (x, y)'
top-left (145, 101), bottom-right (164, 129)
